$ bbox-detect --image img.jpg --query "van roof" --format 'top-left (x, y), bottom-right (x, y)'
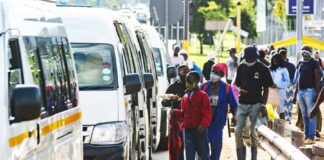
top-left (58, 7), bottom-right (119, 45)
top-left (141, 24), bottom-right (164, 49)
top-left (1, 0), bottom-right (67, 37)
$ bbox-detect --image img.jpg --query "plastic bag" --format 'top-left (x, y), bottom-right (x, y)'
top-left (267, 88), bottom-right (280, 107)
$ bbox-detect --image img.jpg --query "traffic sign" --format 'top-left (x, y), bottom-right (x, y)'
top-left (205, 20), bottom-right (228, 31)
top-left (231, 26), bottom-right (249, 38)
top-left (305, 20), bottom-right (324, 27)
top-left (150, 0), bottom-right (184, 26)
top-left (287, 0), bottom-right (314, 15)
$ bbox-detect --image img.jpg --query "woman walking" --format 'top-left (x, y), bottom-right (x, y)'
top-left (269, 54), bottom-right (290, 119)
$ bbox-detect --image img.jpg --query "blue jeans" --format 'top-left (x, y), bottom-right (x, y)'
top-left (297, 88), bottom-right (316, 139)
top-left (184, 128), bottom-right (210, 160)
top-left (235, 103), bottom-right (261, 148)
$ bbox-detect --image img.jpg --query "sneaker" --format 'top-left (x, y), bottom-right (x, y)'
top-left (305, 139), bottom-right (316, 145)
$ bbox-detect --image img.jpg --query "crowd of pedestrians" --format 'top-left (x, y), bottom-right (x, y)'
top-left (163, 44), bottom-right (323, 160)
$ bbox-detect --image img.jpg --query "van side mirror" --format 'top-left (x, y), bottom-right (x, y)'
top-left (124, 74), bottom-right (142, 95)
top-left (143, 73), bottom-right (154, 89)
top-left (167, 66), bottom-right (177, 79)
top-left (11, 85), bottom-right (42, 123)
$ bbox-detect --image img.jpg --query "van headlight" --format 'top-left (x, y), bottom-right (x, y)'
top-left (90, 121), bottom-right (127, 145)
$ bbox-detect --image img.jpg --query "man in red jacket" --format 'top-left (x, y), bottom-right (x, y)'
top-left (173, 71), bottom-right (211, 160)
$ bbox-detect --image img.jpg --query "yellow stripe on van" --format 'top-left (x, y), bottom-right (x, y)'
top-left (41, 112), bottom-right (82, 136)
top-left (9, 130), bottom-right (36, 147)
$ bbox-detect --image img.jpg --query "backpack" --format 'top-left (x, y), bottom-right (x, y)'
top-left (201, 82), bottom-right (230, 96)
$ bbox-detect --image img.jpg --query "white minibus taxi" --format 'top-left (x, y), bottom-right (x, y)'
top-left (0, 0), bottom-right (83, 159)
top-left (58, 7), bottom-right (147, 159)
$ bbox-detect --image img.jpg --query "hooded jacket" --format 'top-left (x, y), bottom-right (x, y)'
top-left (174, 89), bottom-right (211, 129)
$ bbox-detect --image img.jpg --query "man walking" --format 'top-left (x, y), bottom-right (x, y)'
top-left (201, 63), bottom-right (237, 160)
top-left (171, 46), bottom-right (184, 67)
top-left (173, 71), bottom-right (211, 160)
top-left (235, 46), bottom-right (274, 160)
top-left (226, 48), bottom-right (239, 84)
top-left (162, 65), bottom-right (189, 160)
top-left (295, 46), bottom-right (322, 144)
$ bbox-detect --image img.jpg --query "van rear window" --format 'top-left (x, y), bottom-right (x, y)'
top-left (71, 43), bottom-right (117, 90)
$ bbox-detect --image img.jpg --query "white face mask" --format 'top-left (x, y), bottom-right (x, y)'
top-left (246, 61), bottom-right (256, 67)
top-left (210, 74), bottom-right (221, 82)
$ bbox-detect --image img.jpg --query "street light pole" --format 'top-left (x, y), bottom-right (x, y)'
top-left (236, 1), bottom-right (241, 54)
top-left (296, 0), bottom-right (303, 62)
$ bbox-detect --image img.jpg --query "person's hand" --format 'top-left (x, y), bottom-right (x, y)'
top-left (231, 117), bottom-right (236, 126)
top-left (169, 95), bottom-right (180, 101)
top-left (170, 109), bottom-right (175, 116)
top-left (197, 125), bottom-right (207, 133)
top-left (310, 106), bottom-right (318, 118)
top-left (260, 104), bottom-right (268, 117)
top-left (239, 89), bottom-right (248, 96)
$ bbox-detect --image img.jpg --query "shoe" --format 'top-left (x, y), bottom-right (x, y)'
top-left (316, 130), bottom-right (321, 138)
top-left (305, 139), bottom-right (315, 145)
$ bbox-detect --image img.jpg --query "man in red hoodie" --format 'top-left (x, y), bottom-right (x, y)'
top-left (173, 71), bottom-right (211, 160)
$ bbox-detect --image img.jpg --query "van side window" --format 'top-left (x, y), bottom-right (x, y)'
top-left (114, 22), bottom-right (136, 74)
top-left (61, 38), bottom-right (78, 107)
top-left (24, 36), bottom-right (75, 117)
top-left (7, 39), bottom-right (24, 98)
top-left (136, 34), bottom-right (152, 73)
top-left (36, 37), bottom-right (69, 115)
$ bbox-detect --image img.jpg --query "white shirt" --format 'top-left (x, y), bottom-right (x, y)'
top-left (170, 56), bottom-right (184, 67)
top-left (270, 67), bottom-right (290, 89)
top-left (226, 57), bottom-right (240, 80)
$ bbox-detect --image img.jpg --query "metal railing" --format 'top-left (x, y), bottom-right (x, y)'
top-left (257, 125), bottom-right (310, 160)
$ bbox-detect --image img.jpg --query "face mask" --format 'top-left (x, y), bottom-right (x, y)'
top-left (246, 61), bottom-right (256, 67)
top-left (302, 50), bottom-right (312, 61)
top-left (210, 74), bottom-right (221, 83)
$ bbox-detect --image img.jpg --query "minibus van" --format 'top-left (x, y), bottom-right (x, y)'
top-left (58, 7), bottom-right (153, 159)
top-left (0, 0), bottom-right (83, 159)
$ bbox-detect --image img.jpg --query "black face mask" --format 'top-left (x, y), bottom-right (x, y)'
top-left (179, 75), bottom-right (186, 82)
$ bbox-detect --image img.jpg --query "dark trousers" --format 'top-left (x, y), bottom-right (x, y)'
top-left (184, 128), bottom-right (210, 160)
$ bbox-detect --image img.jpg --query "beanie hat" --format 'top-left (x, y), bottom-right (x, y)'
top-left (212, 63), bottom-right (227, 74)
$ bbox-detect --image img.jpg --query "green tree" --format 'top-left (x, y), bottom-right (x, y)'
top-left (190, 0), bottom-right (208, 54)
top-left (229, 0), bottom-right (257, 38)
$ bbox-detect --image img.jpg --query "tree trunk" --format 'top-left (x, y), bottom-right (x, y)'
top-left (198, 34), bottom-right (203, 54)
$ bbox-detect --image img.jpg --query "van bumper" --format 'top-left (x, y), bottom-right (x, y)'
top-left (83, 142), bottom-right (127, 160)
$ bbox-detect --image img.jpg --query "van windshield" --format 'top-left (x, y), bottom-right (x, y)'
top-left (71, 43), bottom-right (117, 90)
top-left (153, 48), bottom-right (163, 76)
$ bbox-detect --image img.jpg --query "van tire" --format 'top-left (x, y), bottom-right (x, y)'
top-left (157, 108), bottom-right (168, 151)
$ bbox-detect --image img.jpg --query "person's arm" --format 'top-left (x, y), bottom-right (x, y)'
top-left (311, 87), bottom-right (324, 118)
top-left (228, 87), bottom-right (238, 115)
top-left (173, 97), bottom-right (185, 119)
top-left (199, 93), bottom-right (212, 129)
top-left (314, 67), bottom-right (321, 98)
top-left (228, 87), bottom-right (238, 125)
top-left (261, 67), bottom-right (274, 105)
